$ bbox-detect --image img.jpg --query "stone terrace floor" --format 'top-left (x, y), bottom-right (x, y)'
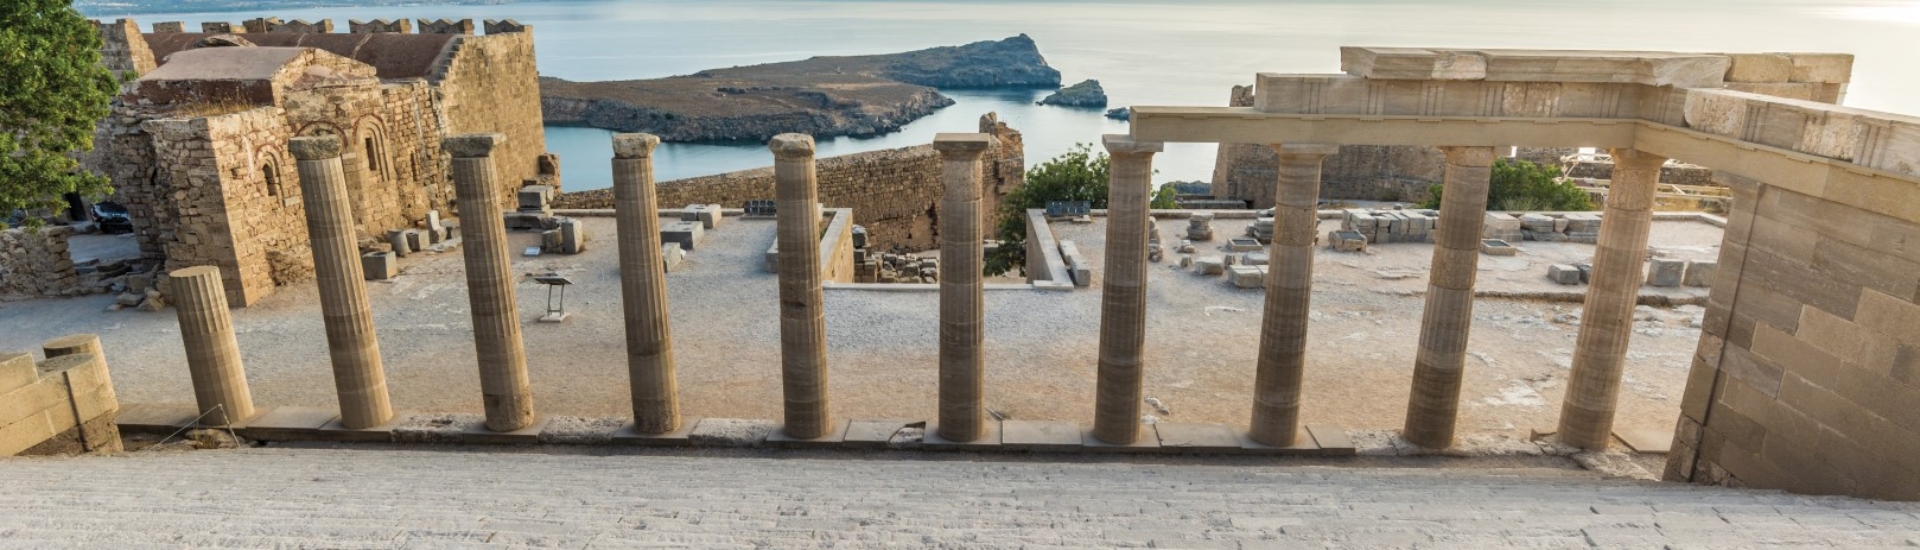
top-left (1, 445), bottom-right (1916, 549)
top-left (0, 214), bottom-right (1723, 443)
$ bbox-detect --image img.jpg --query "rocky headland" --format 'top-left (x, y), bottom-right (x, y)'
top-left (1038, 79), bottom-right (1108, 108)
top-left (541, 35), bottom-right (1061, 142)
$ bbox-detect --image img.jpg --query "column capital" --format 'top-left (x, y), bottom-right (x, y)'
top-left (613, 133), bottom-right (661, 159)
top-left (288, 135), bottom-right (342, 160)
top-left (1605, 148), bottom-right (1669, 170)
top-left (1269, 143), bottom-right (1340, 158)
top-left (769, 133), bottom-right (816, 160)
top-left (444, 133), bottom-right (506, 158)
top-left (1102, 134), bottom-right (1163, 157)
top-left (1439, 145), bottom-right (1497, 167)
top-left (932, 133), bottom-right (993, 159)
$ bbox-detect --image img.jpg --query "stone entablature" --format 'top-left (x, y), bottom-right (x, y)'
top-left (86, 18), bottom-right (550, 306)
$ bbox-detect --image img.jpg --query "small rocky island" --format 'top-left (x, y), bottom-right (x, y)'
top-left (541, 35), bottom-right (1061, 142)
top-left (1038, 79), bottom-right (1108, 107)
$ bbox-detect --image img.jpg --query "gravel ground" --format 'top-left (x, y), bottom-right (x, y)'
top-left (0, 214), bottom-right (1721, 443)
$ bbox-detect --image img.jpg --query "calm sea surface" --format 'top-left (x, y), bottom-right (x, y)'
top-left (102, 0), bottom-right (1920, 190)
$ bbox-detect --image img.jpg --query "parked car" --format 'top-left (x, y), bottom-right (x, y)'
top-left (92, 202), bottom-right (134, 234)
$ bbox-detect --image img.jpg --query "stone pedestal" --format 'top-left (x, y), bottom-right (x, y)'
top-left (613, 133), bottom-right (681, 434)
top-left (1559, 149), bottom-right (1669, 449)
top-left (1249, 144), bottom-right (1339, 447)
top-left (447, 133), bottom-right (535, 432)
top-left (933, 133), bottom-right (993, 443)
top-left (1092, 135), bottom-right (1164, 445)
top-left (291, 136), bottom-right (394, 430)
top-left (1402, 146), bottom-right (1495, 449)
top-left (772, 134), bottom-right (831, 439)
top-left (169, 265), bottom-right (254, 426)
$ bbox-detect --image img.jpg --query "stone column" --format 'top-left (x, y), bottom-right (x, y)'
top-left (42, 334), bottom-right (105, 363)
top-left (169, 265), bottom-right (255, 426)
top-left (447, 133), bottom-right (535, 432)
top-left (1559, 148), bottom-right (1669, 449)
top-left (1248, 143), bottom-right (1340, 447)
top-left (771, 133), bottom-right (830, 439)
top-left (613, 133), bottom-right (680, 434)
top-left (1092, 134), bottom-right (1163, 445)
top-left (291, 136), bottom-right (394, 430)
top-left (1402, 146), bottom-right (1496, 449)
top-left (933, 133), bottom-right (993, 443)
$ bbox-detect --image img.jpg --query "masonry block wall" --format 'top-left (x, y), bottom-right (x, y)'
top-left (1666, 170), bottom-right (1920, 501)
top-left (556, 116), bottom-right (1024, 252)
top-left (0, 228), bottom-right (82, 298)
top-left (440, 30), bottom-right (550, 207)
top-left (0, 352), bottom-right (121, 457)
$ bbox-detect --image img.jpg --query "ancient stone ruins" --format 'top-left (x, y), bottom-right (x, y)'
top-left (3, 26), bottom-right (1918, 507)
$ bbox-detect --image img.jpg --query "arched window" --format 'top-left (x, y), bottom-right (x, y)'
top-left (263, 160), bottom-right (283, 197)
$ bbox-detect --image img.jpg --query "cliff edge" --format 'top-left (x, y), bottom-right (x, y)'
top-left (540, 35), bottom-right (1060, 142)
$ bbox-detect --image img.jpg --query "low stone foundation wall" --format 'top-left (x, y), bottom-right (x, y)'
top-left (0, 227), bottom-right (81, 298)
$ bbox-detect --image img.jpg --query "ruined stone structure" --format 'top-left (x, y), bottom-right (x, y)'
top-left (87, 18), bottom-right (552, 306)
top-left (0, 335), bottom-right (121, 457)
top-left (0, 228), bottom-right (82, 298)
top-left (556, 115), bottom-right (1024, 252)
top-left (1136, 47), bottom-right (1920, 501)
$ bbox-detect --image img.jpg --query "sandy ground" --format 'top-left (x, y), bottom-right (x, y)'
top-left (0, 215), bottom-right (1721, 442)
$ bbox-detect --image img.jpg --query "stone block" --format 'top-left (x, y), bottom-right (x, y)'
top-left (765, 419), bottom-right (851, 449)
top-left (1194, 256), bottom-right (1226, 276)
top-left (1647, 258), bottom-right (1687, 287)
top-left (1786, 53), bottom-right (1854, 84)
top-left (113, 404), bottom-right (199, 434)
top-left (0, 353), bottom-right (36, 395)
top-left (1154, 423), bottom-right (1244, 453)
top-left (557, 217), bottom-right (588, 254)
top-left (1684, 260), bottom-right (1717, 287)
top-left (1241, 252), bottom-right (1269, 266)
top-left (235, 406), bottom-right (338, 441)
top-left (608, 419), bottom-right (699, 447)
top-left (681, 204), bottom-right (724, 229)
top-left (517, 185), bottom-right (553, 211)
top-left (1082, 429), bottom-right (1163, 453)
top-left (661, 244), bottom-right (684, 273)
top-left (1723, 53), bottom-right (1793, 83)
top-left (1306, 424), bottom-right (1357, 455)
top-left (1227, 238), bottom-right (1264, 252)
top-left (386, 229), bottom-right (412, 257)
top-left (504, 212), bottom-right (547, 230)
top-left (661, 221), bottom-right (705, 251)
top-left (1329, 230), bottom-right (1367, 253)
top-left (1548, 264), bottom-right (1583, 285)
top-left (1480, 239), bottom-right (1518, 256)
top-left (1229, 265), bottom-right (1265, 289)
top-left (361, 252), bottom-right (397, 280)
top-left (1000, 420), bottom-right (1082, 452)
top-left (924, 422), bottom-right (1002, 450)
top-left (842, 418), bottom-right (917, 450)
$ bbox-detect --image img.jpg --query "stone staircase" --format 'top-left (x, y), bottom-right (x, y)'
top-left (0, 447), bottom-right (1914, 549)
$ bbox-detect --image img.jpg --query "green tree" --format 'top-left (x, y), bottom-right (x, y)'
top-left (1421, 158), bottom-right (1596, 212)
top-left (984, 143), bottom-right (1110, 276)
top-left (0, 0), bottom-right (117, 227)
top-left (1150, 182), bottom-right (1179, 209)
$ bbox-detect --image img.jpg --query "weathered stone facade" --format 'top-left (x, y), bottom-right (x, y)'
top-left (0, 228), bottom-right (81, 298)
top-left (87, 19), bottom-right (550, 306)
top-left (556, 114), bottom-right (1025, 252)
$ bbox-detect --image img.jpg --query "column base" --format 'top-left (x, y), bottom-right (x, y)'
top-left (610, 418), bottom-right (699, 447)
top-left (924, 421), bottom-right (1002, 450)
top-left (765, 419), bottom-right (850, 448)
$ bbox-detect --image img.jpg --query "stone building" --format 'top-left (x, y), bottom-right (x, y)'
top-left (87, 18), bottom-right (553, 306)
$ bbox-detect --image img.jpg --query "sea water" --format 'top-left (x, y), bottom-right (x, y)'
top-left (95, 0), bottom-right (1920, 190)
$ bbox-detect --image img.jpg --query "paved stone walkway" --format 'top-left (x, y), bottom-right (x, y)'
top-left (1, 447), bottom-right (1916, 549)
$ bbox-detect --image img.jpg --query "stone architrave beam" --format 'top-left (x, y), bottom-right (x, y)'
top-left (1091, 134), bottom-right (1164, 445)
top-left (447, 133), bottom-right (536, 432)
top-left (169, 265), bottom-right (255, 426)
top-left (1402, 146), bottom-right (1496, 449)
top-left (291, 136), bottom-right (394, 430)
top-left (612, 133), bottom-right (681, 434)
top-left (932, 133), bottom-right (993, 443)
top-left (1248, 143), bottom-right (1340, 447)
top-left (1559, 148), bottom-right (1670, 449)
top-left (771, 133), bottom-right (831, 439)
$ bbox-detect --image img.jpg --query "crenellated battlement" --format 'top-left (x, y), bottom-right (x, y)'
top-left (140, 17), bottom-right (530, 36)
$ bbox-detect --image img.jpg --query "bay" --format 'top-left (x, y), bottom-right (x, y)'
top-left (96, 0), bottom-right (1920, 191)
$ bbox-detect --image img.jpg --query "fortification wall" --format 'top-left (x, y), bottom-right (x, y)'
top-left (1667, 171), bottom-right (1920, 501)
top-left (438, 29), bottom-right (550, 207)
top-left (555, 115), bottom-right (1024, 251)
top-left (93, 19), bottom-right (154, 78)
top-left (0, 228), bottom-right (81, 298)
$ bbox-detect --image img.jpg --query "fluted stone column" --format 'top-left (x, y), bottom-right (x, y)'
top-left (1249, 143), bottom-right (1340, 447)
top-left (933, 133), bottom-right (993, 443)
top-left (447, 133), bottom-right (535, 432)
top-left (1402, 146), bottom-right (1496, 449)
top-left (1559, 148), bottom-right (1669, 449)
top-left (291, 136), bottom-right (394, 430)
top-left (772, 133), bottom-right (830, 439)
top-left (1092, 134), bottom-right (1163, 445)
top-left (169, 265), bottom-right (255, 426)
top-left (42, 333), bottom-right (105, 364)
top-left (613, 133), bottom-right (680, 434)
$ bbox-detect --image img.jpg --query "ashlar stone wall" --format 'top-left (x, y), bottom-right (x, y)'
top-left (557, 115), bottom-right (1024, 252)
top-left (439, 30), bottom-right (550, 206)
